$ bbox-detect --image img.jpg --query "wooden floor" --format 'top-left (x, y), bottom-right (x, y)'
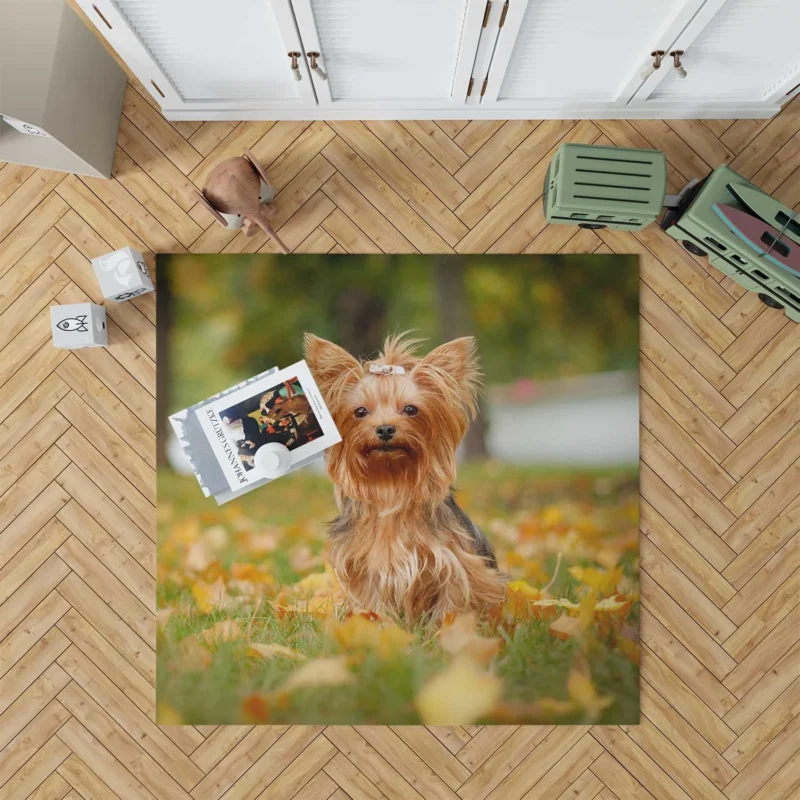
top-left (2, 81), bottom-right (800, 800)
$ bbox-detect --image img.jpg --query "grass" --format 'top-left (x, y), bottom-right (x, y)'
top-left (156, 462), bottom-right (640, 726)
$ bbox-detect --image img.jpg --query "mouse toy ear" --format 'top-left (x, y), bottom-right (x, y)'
top-left (243, 149), bottom-right (273, 191)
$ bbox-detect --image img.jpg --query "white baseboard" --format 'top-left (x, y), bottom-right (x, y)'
top-left (163, 102), bottom-right (781, 122)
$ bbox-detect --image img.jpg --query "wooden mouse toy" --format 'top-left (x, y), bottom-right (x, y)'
top-left (197, 149), bottom-right (289, 254)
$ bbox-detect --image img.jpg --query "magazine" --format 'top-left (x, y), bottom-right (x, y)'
top-left (193, 360), bottom-right (340, 492)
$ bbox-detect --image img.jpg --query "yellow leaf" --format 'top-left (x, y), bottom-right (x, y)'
top-left (549, 614), bottom-right (582, 641)
top-left (376, 625), bottom-right (414, 660)
top-left (568, 566), bottom-right (622, 597)
top-left (156, 608), bottom-right (174, 628)
top-left (415, 655), bottom-right (503, 726)
top-left (283, 656), bottom-right (355, 691)
top-left (567, 666), bottom-right (613, 722)
top-left (156, 704), bottom-right (184, 724)
top-left (192, 577), bottom-right (235, 614)
top-left (439, 613), bottom-right (502, 666)
top-left (247, 643), bottom-right (306, 661)
top-left (199, 619), bottom-right (243, 645)
top-left (332, 615), bottom-right (413, 659)
top-left (185, 540), bottom-right (214, 572)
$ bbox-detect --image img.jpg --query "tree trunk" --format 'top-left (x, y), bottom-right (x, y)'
top-left (434, 257), bottom-right (488, 459)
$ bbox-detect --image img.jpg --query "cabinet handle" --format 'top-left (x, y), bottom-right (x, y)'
top-left (640, 50), bottom-right (665, 81)
top-left (288, 51), bottom-right (302, 81)
top-left (307, 52), bottom-right (328, 81)
top-left (670, 50), bottom-right (687, 79)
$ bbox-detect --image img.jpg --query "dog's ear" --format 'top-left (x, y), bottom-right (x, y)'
top-left (413, 337), bottom-right (482, 414)
top-left (304, 334), bottom-right (362, 401)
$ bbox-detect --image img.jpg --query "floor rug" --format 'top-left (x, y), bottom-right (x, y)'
top-left (156, 253), bottom-right (640, 726)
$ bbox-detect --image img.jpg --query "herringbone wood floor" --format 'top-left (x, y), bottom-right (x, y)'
top-left (2, 66), bottom-right (800, 799)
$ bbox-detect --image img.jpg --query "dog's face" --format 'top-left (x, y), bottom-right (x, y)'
top-left (305, 333), bottom-right (481, 507)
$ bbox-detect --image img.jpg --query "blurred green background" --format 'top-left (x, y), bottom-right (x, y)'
top-left (157, 253), bottom-right (639, 467)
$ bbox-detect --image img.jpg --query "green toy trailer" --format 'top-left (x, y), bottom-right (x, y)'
top-left (543, 143), bottom-right (667, 231)
top-left (543, 142), bottom-right (800, 322)
top-left (659, 166), bottom-right (800, 322)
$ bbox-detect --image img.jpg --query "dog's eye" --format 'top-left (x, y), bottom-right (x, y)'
top-left (354, 407), bottom-right (369, 418)
top-left (402, 405), bottom-right (418, 416)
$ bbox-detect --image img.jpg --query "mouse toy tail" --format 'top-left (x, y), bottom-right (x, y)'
top-left (254, 210), bottom-right (290, 254)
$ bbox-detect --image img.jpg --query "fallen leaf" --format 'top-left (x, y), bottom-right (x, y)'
top-left (192, 577), bottom-right (236, 614)
top-left (283, 656), bottom-right (355, 691)
top-left (247, 643), bottom-right (306, 662)
top-left (332, 615), bottom-right (413, 659)
top-left (156, 608), bottom-right (174, 628)
top-left (549, 614), bottom-right (582, 641)
top-left (241, 693), bottom-right (271, 723)
top-left (185, 540), bottom-right (215, 572)
top-left (156, 704), bottom-right (184, 724)
top-left (567, 657), bottom-right (613, 722)
top-left (568, 566), bottom-right (622, 597)
top-left (439, 613), bottom-right (502, 665)
top-left (415, 655), bottom-right (503, 726)
top-left (199, 619), bottom-right (243, 645)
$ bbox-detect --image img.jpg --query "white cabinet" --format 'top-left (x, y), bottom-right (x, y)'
top-left (290, 0), bottom-right (485, 107)
top-left (76, 0), bottom-right (800, 120)
top-left (632, 0), bottom-right (800, 109)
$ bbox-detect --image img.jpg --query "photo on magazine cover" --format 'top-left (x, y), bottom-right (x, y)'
top-left (218, 375), bottom-right (321, 472)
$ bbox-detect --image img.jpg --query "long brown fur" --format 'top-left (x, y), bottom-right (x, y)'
top-left (304, 332), bottom-right (506, 620)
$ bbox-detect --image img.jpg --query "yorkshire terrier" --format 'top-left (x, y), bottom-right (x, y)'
top-left (304, 333), bottom-right (506, 620)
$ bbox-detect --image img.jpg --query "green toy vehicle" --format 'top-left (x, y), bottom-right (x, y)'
top-left (543, 143), bottom-right (667, 231)
top-left (544, 142), bottom-right (800, 322)
top-left (659, 166), bottom-right (800, 322)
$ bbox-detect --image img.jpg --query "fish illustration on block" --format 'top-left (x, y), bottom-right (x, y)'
top-left (712, 204), bottom-right (800, 277)
top-left (56, 315), bottom-right (89, 332)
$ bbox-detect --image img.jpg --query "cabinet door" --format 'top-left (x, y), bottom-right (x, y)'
top-left (635, 0), bottom-right (800, 108)
top-left (480, 0), bottom-right (706, 111)
top-left (289, 0), bottom-right (485, 108)
top-left (76, 0), bottom-right (316, 112)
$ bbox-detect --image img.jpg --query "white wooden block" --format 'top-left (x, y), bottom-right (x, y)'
top-left (51, 303), bottom-right (107, 348)
top-left (91, 246), bottom-right (154, 302)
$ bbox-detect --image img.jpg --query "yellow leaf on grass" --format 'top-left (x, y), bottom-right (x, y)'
top-left (156, 704), bottom-right (184, 724)
top-left (332, 615), bottom-right (413, 659)
top-left (415, 655), bottom-right (503, 726)
top-left (247, 643), bottom-right (306, 662)
top-left (192, 577), bottom-right (235, 614)
top-left (376, 624), bottom-right (414, 660)
top-left (439, 613), bottom-right (502, 666)
top-left (549, 614), bottom-right (582, 641)
top-left (199, 619), bottom-right (243, 644)
top-left (568, 566), bottom-right (622, 597)
top-left (156, 608), bottom-right (174, 628)
top-left (567, 664), bottom-right (613, 722)
top-left (283, 656), bottom-right (355, 691)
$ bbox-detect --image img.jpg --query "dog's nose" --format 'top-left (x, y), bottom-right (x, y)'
top-left (376, 424), bottom-right (396, 442)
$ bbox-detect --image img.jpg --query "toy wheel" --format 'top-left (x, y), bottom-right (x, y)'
top-left (758, 293), bottom-right (784, 310)
top-left (682, 240), bottom-right (707, 257)
top-left (578, 223), bottom-right (606, 229)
